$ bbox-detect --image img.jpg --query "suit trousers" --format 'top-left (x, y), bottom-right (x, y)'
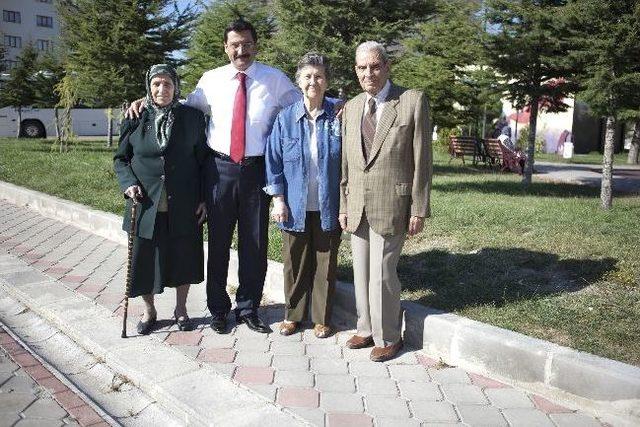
top-left (350, 213), bottom-right (405, 347)
top-left (282, 212), bottom-right (341, 325)
top-left (205, 155), bottom-right (269, 317)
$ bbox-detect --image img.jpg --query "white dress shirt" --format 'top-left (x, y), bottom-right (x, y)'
top-left (305, 109), bottom-right (323, 211)
top-left (184, 62), bottom-right (300, 156)
top-left (362, 79), bottom-right (391, 129)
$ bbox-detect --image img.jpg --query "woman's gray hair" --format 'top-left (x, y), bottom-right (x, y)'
top-left (295, 52), bottom-right (331, 83)
top-left (355, 41), bottom-right (389, 62)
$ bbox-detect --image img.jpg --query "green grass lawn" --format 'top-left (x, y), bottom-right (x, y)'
top-left (536, 151), bottom-right (629, 165)
top-left (1, 137), bottom-right (639, 365)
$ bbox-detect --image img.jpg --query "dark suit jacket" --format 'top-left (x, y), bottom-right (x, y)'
top-left (114, 104), bottom-right (208, 239)
top-left (340, 83), bottom-right (432, 236)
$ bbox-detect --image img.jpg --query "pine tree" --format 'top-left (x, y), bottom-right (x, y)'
top-left (485, 0), bottom-right (576, 186)
top-left (0, 45), bottom-right (6, 73)
top-left (394, 0), bottom-right (502, 133)
top-left (181, 0), bottom-right (275, 93)
top-left (264, 0), bottom-right (436, 97)
top-left (32, 53), bottom-right (65, 143)
top-left (567, 0), bottom-right (640, 208)
top-left (54, 73), bottom-right (78, 153)
top-left (0, 44), bottom-right (40, 137)
top-left (57, 0), bottom-right (196, 146)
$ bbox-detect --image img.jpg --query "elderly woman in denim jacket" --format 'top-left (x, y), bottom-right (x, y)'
top-left (264, 53), bottom-right (342, 338)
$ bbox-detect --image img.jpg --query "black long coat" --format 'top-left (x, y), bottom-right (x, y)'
top-left (114, 104), bottom-right (208, 239)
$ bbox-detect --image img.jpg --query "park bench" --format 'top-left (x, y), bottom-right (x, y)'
top-left (482, 138), bottom-right (503, 168)
top-left (449, 136), bottom-right (480, 165)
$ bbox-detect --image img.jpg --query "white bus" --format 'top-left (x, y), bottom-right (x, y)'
top-left (0, 106), bottom-right (120, 138)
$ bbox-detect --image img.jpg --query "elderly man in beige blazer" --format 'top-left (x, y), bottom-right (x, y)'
top-left (339, 41), bottom-right (432, 362)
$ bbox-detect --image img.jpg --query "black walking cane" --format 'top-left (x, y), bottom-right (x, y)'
top-left (121, 200), bottom-right (138, 338)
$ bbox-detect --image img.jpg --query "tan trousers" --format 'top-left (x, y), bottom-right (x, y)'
top-left (282, 212), bottom-right (342, 325)
top-left (351, 213), bottom-right (405, 347)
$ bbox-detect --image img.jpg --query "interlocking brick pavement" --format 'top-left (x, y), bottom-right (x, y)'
top-left (0, 199), bottom-right (611, 426)
top-left (0, 326), bottom-right (107, 427)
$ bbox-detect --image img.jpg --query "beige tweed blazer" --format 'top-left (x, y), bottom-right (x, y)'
top-left (339, 83), bottom-right (432, 236)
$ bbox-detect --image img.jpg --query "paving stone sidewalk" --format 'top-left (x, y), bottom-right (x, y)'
top-left (0, 325), bottom-right (108, 427)
top-left (0, 199), bottom-right (610, 427)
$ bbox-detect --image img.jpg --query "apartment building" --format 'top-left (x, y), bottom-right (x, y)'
top-left (1, 0), bottom-right (58, 70)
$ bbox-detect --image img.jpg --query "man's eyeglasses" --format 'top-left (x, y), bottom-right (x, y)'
top-left (227, 42), bottom-right (255, 51)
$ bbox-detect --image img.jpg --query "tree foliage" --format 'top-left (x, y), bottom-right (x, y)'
top-left (567, 0), bottom-right (640, 206)
top-left (183, 0), bottom-right (435, 97)
top-left (57, 0), bottom-right (196, 108)
top-left (0, 44), bottom-right (39, 109)
top-left (265, 0), bottom-right (436, 97)
top-left (31, 53), bottom-right (65, 109)
top-left (54, 73), bottom-right (78, 152)
top-left (0, 44), bottom-right (40, 137)
top-left (394, 0), bottom-right (502, 132)
top-left (485, 0), bottom-right (576, 186)
top-left (0, 45), bottom-right (6, 74)
top-left (568, 0), bottom-right (640, 120)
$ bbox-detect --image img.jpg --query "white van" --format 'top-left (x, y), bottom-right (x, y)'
top-left (0, 106), bottom-right (120, 138)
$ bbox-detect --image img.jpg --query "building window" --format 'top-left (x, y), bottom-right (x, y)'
top-left (2, 60), bottom-right (19, 71)
top-left (37, 39), bottom-right (53, 51)
top-left (3, 35), bottom-right (22, 48)
top-left (3, 10), bottom-right (21, 23)
top-left (36, 15), bottom-right (53, 28)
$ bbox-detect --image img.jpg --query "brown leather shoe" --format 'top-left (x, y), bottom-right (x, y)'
top-left (313, 324), bottom-right (332, 338)
top-left (279, 321), bottom-right (298, 336)
top-left (345, 334), bottom-right (374, 349)
top-left (370, 340), bottom-right (403, 362)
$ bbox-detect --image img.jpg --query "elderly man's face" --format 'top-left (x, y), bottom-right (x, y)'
top-left (355, 50), bottom-right (390, 96)
top-left (224, 30), bottom-right (257, 71)
top-left (150, 74), bottom-right (175, 107)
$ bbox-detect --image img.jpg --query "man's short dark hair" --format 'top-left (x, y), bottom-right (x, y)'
top-left (224, 19), bottom-right (258, 43)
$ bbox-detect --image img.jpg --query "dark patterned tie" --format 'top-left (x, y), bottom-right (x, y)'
top-left (361, 97), bottom-right (377, 160)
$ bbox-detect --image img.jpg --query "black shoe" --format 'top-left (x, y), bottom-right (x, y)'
top-left (136, 316), bottom-right (156, 335)
top-left (236, 313), bottom-right (271, 334)
top-left (174, 310), bottom-right (194, 332)
top-left (210, 312), bottom-right (228, 334)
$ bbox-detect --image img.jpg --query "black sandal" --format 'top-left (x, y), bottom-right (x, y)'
top-left (174, 310), bottom-right (194, 331)
top-left (136, 315), bottom-right (157, 335)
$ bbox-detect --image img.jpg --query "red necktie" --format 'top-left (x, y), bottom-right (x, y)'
top-left (230, 72), bottom-right (247, 163)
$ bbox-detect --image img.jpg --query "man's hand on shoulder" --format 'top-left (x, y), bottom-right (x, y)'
top-left (125, 98), bottom-right (146, 120)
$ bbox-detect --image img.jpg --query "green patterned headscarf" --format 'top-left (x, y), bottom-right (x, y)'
top-left (145, 64), bottom-right (181, 149)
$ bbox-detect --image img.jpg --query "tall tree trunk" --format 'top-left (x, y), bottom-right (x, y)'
top-left (106, 108), bottom-right (113, 148)
top-left (600, 116), bottom-right (616, 210)
top-left (627, 117), bottom-right (640, 164)
top-left (54, 107), bottom-right (61, 146)
top-left (16, 107), bottom-right (22, 138)
top-left (522, 97), bottom-right (539, 187)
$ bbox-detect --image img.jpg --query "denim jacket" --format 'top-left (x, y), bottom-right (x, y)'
top-left (264, 97), bottom-right (341, 232)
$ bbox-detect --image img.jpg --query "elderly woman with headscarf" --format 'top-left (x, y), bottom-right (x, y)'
top-left (264, 53), bottom-right (342, 338)
top-left (114, 64), bottom-right (208, 335)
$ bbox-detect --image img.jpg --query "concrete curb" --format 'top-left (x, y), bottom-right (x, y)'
top-left (0, 255), bottom-right (305, 426)
top-left (1, 180), bottom-right (639, 424)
